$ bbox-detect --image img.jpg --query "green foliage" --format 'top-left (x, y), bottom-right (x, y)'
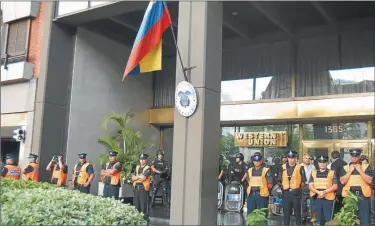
top-left (97, 111), bottom-right (154, 183)
top-left (333, 191), bottom-right (361, 225)
top-left (1, 179), bottom-right (146, 225)
top-left (246, 208), bottom-right (268, 226)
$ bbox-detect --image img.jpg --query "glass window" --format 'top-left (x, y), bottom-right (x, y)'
top-left (302, 122), bottom-right (368, 140)
top-left (221, 79), bottom-right (254, 102)
top-left (221, 127), bottom-right (240, 158)
top-left (238, 124), bottom-right (299, 165)
top-left (57, 1), bottom-right (89, 16)
top-left (329, 67), bottom-right (375, 93)
top-left (254, 76), bottom-right (273, 100)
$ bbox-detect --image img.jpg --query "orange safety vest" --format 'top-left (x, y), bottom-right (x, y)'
top-left (342, 164), bottom-right (373, 198)
top-left (310, 170), bottom-right (335, 200)
top-left (4, 165), bottom-right (21, 180)
top-left (73, 162), bottom-right (90, 185)
top-left (23, 163), bottom-right (39, 182)
top-left (51, 164), bottom-right (67, 187)
top-left (247, 167), bottom-right (270, 197)
top-left (282, 164), bottom-right (302, 190)
top-left (133, 165), bottom-right (151, 191)
top-left (105, 162), bottom-right (121, 186)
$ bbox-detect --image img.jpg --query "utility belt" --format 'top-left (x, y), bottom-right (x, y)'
top-left (135, 183), bottom-right (145, 189)
top-left (283, 188), bottom-right (302, 194)
top-left (350, 189), bottom-right (363, 196)
top-left (249, 190), bottom-right (260, 195)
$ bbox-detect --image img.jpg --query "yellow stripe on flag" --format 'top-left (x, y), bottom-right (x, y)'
top-left (139, 40), bottom-right (162, 73)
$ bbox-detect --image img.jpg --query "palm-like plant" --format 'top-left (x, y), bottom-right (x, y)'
top-left (98, 111), bottom-right (154, 184)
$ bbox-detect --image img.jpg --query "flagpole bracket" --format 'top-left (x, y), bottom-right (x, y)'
top-left (182, 66), bottom-right (196, 82)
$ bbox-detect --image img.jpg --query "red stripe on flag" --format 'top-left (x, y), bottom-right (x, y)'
top-left (123, 8), bottom-right (171, 78)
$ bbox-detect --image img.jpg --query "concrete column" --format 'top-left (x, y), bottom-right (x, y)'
top-left (170, 2), bottom-right (223, 225)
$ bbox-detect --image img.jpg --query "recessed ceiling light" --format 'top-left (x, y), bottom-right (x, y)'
top-left (232, 12), bottom-right (239, 16)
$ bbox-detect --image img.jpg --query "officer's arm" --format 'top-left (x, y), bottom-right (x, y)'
top-left (266, 169), bottom-right (273, 189)
top-left (358, 166), bottom-right (373, 184)
top-left (46, 161), bottom-right (54, 171)
top-left (1, 167), bottom-right (8, 177)
top-left (151, 160), bottom-right (161, 174)
top-left (86, 165), bottom-right (95, 185)
top-left (22, 165), bottom-right (33, 174)
top-left (340, 166), bottom-right (353, 185)
top-left (325, 173), bottom-right (338, 194)
top-left (105, 163), bottom-right (122, 175)
top-left (241, 165), bottom-right (248, 182)
top-left (138, 167), bottom-right (152, 181)
top-left (308, 176), bottom-right (320, 194)
top-left (218, 170), bottom-right (224, 180)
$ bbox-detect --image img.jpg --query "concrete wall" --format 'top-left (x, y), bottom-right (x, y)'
top-left (1, 79), bottom-right (37, 114)
top-left (66, 27), bottom-right (159, 194)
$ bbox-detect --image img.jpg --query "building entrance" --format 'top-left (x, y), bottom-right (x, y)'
top-left (301, 140), bottom-right (370, 164)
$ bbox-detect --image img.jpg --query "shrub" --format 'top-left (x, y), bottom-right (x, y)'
top-left (246, 208), bottom-right (268, 226)
top-left (1, 179), bottom-right (147, 225)
top-left (332, 191), bottom-right (361, 225)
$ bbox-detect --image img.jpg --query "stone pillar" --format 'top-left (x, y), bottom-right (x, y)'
top-left (170, 2), bottom-right (223, 225)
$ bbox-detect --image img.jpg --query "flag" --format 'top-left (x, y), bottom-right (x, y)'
top-left (122, 0), bottom-right (172, 80)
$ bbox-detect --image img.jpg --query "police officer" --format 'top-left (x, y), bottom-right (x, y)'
top-left (46, 155), bottom-right (68, 187)
top-left (279, 150), bottom-right (307, 225)
top-left (1, 154), bottom-right (21, 180)
top-left (150, 149), bottom-right (170, 206)
top-left (72, 153), bottom-right (95, 194)
top-left (246, 152), bottom-right (273, 215)
top-left (101, 151), bottom-right (122, 200)
top-left (132, 153), bottom-right (152, 219)
top-left (229, 153), bottom-right (248, 210)
top-left (340, 148), bottom-right (373, 226)
top-left (328, 151), bottom-right (347, 215)
top-left (309, 156), bottom-right (338, 225)
top-left (22, 154), bottom-right (40, 182)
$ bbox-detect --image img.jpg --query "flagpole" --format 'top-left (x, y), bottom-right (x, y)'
top-left (169, 24), bottom-right (189, 82)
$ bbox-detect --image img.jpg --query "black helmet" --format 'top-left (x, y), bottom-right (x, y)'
top-left (156, 150), bottom-right (164, 156)
top-left (235, 153), bottom-right (244, 161)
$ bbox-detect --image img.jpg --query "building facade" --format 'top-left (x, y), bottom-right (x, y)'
top-left (1, 2), bottom-right (47, 169)
top-left (2, 1), bottom-right (374, 224)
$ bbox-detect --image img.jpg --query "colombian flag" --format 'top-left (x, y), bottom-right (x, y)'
top-left (122, 0), bottom-right (172, 80)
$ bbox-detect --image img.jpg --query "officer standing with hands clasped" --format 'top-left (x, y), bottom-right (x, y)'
top-left (132, 153), bottom-right (152, 219)
top-left (340, 148), bottom-right (373, 226)
top-left (246, 152), bottom-right (273, 215)
top-left (150, 149), bottom-right (170, 206)
top-left (46, 155), bottom-right (68, 187)
top-left (1, 154), bottom-right (21, 180)
top-left (309, 156), bottom-right (338, 225)
top-left (22, 154), bottom-right (40, 182)
top-left (72, 153), bottom-right (95, 194)
top-left (279, 150), bottom-right (307, 225)
top-left (101, 151), bottom-right (122, 200)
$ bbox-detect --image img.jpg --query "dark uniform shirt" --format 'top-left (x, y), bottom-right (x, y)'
top-left (151, 159), bottom-right (169, 173)
top-left (49, 163), bottom-right (68, 184)
top-left (278, 164), bottom-right (307, 191)
top-left (249, 166), bottom-right (273, 191)
top-left (24, 164), bottom-right (36, 174)
top-left (103, 162), bottom-right (122, 186)
top-left (74, 162), bottom-right (94, 184)
top-left (137, 165), bottom-right (152, 178)
top-left (230, 162), bottom-right (248, 182)
top-left (340, 163), bottom-right (372, 191)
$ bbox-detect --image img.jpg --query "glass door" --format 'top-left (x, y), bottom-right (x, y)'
top-left (333, 141), bottom-right (369, 164)
top-left (301, 141), bottom-right (334, 164)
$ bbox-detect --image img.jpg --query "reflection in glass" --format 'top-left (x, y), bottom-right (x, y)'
top-left (221, 79), bottom-right (253, 102)
top-left (303, 122), bottom-right (368, 140)
top-left (329, 67), bottom-right (375, 94)
top-left (255, 76), bottom-right (273, 100)
top-left (221, 127), bottom-right (240, 158)
top-left (58, 1), bottom-right (89, 16)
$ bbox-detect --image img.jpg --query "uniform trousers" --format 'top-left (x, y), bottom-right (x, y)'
top-left (103, 184), bottom-right (119, 200)
top-left (134, 184), bottom-right (149, 219)
top-left (283, 190), bottom-right (302, 225)
top-left (246, 192), bottom-right (268, 215)
top-left (312, 198), bottom-right (334, 225)
top-left (77, 184), bottom-right (90, 194)
top-left (356, 193), bottom-right (370, 226)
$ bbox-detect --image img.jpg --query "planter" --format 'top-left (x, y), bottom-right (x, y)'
top-left (98, 182), bottom-right (134, 198)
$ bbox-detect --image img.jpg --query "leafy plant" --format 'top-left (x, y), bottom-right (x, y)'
top-left (1, 179), bottom-right (147, 225)
top-left (97, 111), bottom-right (154, 183)
top-left (332, 191), bottom-right (361, 225)
top-left (246, 208), bottom-right (268, 226)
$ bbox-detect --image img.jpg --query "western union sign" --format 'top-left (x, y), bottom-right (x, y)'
top-left (234, 131), bottom-right (288, 147)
